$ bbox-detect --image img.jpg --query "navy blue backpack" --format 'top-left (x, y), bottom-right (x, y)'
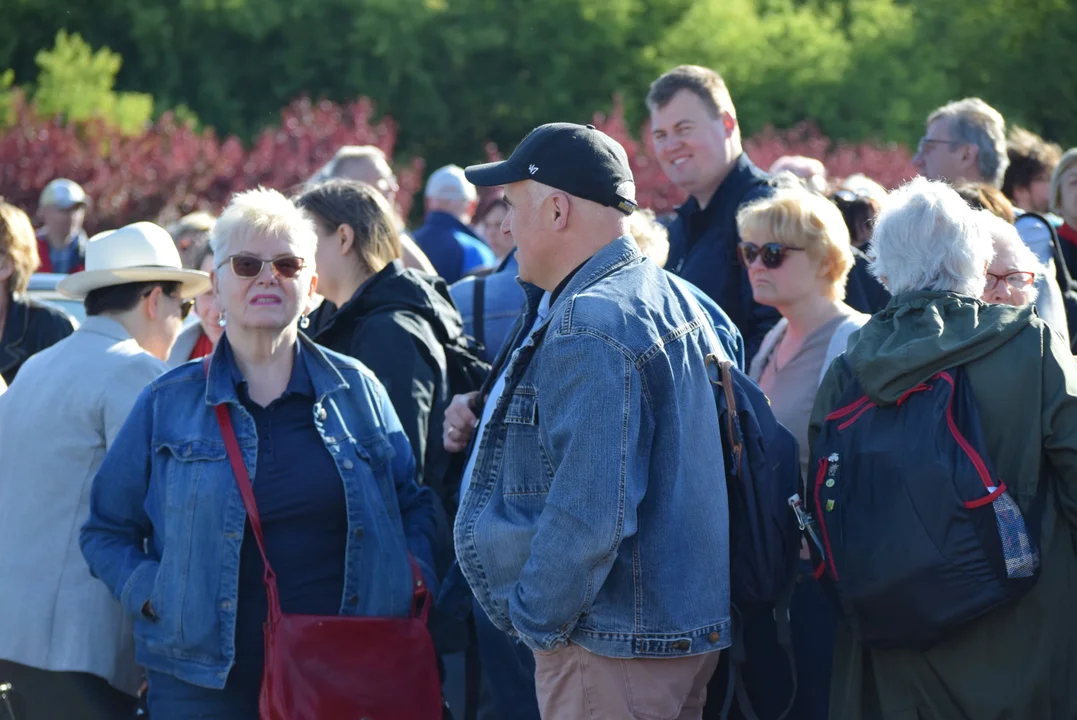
top-left (705, 355), bottom-right (802, 720)
top-left (807, 363), bottom-right (1046, 650)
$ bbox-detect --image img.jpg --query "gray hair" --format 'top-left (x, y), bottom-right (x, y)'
top-left (210, 187), bottom-right (319, 268)
top-left (981, 212), bottom-right (1045, 294)
top-left (308, 146), bottom-right (389, 185)
top-left (1049, 147), bottom-right (1077, 216)
top-left (870, 177), bottom-right (993, 297)
top-left (927, 98), bottom-right (1009, 188)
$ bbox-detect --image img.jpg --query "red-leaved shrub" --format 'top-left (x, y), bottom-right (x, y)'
top-left (0, 94), bottom-right (421, 234)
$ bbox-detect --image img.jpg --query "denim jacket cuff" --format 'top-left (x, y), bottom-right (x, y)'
top-left (513, 625), bottom-right (571, 652)
top-left (120, 559), bottom-right (160, 618)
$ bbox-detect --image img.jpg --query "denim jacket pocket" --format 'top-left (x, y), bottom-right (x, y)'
top-left (500, 387), bottom-right (554, 496)
top-left (150, 439), bottom-right (229, 649)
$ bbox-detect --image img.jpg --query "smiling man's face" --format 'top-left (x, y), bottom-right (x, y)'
top-left (650, 89), bottom-right (734, 206)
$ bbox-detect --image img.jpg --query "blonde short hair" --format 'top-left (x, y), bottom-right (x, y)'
top-left (736, 187), bottom-right (855, 299)
top-left (0, 200), bottom-right (40, 294)
top-left (1049, 147), bottom-right (1077, 217)
top-left (627, 209), bottom-right (670, 268)
top-left (211, 187), bottom-right (318, 267)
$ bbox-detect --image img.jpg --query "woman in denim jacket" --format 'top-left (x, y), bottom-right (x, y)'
top-left (80, 188), bottom-right (439, 718)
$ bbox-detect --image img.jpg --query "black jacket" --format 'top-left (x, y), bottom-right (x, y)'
top-left (1, 295), bottom-right (76, 384)
top-left (313, 260), bottom-right (462, 503)
top-left (843, 246), bottom-right (891, 316)
top-left (665, 153), bottom-right (780, 363)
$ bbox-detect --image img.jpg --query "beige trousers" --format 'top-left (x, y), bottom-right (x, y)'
top-left (533, 643), bottom-right (720, 720)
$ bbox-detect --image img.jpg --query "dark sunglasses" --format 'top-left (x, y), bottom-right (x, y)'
top-left (141, 288), bottom-right (194, 320)
top-left (221, 254), bottom-right (306, 279)
top-left (738, 242), bottom-right (805, 269)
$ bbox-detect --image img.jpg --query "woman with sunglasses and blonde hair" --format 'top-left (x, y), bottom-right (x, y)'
top-left (742, 186), bottom-right (868, 472)
top-left (731, 183), bottom-right (867, 719)
top-left (81, 189), bottom-right (440, 718)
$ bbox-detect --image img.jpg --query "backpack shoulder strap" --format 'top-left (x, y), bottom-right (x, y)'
top-left (472, 276), bottom-right (486, 351)
top-left (707, 354), bottom-right (742, 476)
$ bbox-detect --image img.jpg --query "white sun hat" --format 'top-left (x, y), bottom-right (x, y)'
top-left (57, 221), bottom-right (212, 300)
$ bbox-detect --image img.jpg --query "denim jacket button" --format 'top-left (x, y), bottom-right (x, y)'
top-left (316, 406), bottom-right (328, 421)
top-left (708, 631), bottom-right (720, 643)
top-left (342, 459), bottom-right (354, 470)
top-left (673, 639), bottom-right (691, 651)
top-left (353, 528), bottom-right (363, 538)
top-left (220, 600), bottom-right (232, 610)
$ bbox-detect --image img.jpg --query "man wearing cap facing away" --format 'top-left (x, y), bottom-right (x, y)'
top-left (444, 123), bottom-right (730, 719)
top-left (35, 178), bottom-right (91, 274)
top-left (412, 164), bottom-right (496, 283)
top-left (0, 222), bottom-right (209, 718)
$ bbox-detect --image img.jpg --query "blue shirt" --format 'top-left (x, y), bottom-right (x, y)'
top-left (413, 210), bottom-right (496, 284)
top-left (226, 341), bottom-right (348, 689)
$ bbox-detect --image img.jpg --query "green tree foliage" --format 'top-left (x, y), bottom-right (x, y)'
top-left (0, 0), bottom-right (1074, 167)
top-left (1, 30), bottom-right (153, 133)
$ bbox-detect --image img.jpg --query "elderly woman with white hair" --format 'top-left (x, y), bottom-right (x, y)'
top-left (980, 211), bottom-right (1046, 308)
top-left (808, 177), bottom-right (1077, 719)
top-left (80, 189), bottom-right (440, 718)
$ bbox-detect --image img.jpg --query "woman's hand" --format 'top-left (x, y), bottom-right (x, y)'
top-left (443, 392), bottom-right (480, 453)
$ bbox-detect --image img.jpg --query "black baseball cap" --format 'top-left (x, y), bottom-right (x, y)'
top-left (465, 123), bottom-right (638, 215)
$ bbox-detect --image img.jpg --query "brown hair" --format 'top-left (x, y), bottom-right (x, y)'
top-left (647, 65), bottom-right (735, 119)
top-left (953, 181), bottom-right (1015, 223)
top-left (1002, 126), bottom-right (1062, 200)
top-left (0, 200), bottom-right (41, 295)
top-left (294, 179), bottom-right (401, 274)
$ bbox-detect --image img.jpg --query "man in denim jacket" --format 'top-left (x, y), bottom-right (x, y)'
top-left (445, 123), bottom-right (731, 719)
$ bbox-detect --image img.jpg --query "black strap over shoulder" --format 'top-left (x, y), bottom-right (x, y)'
top-left (472, 276), bottom-right (486, 352)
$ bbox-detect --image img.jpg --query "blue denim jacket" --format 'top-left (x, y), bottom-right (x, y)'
top-left (451, 251), bottom-right (745, 369)
top-left (80, 335), bottom-right (438, 689)
top-left (454, 236), bottom-right (731, 658)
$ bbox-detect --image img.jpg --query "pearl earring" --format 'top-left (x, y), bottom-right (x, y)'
top-left (217, 311), bottom-right (227, 328)
top-left (299, 315), bottom-right (310, 329)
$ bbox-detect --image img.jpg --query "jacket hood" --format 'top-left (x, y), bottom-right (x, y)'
top-left (329, 260), bottom-right (465, 343)
top-left (846, 291), bottom-right (1036, 405)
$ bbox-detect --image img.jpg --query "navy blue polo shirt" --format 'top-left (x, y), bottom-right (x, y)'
top-left (225, 341), bottom-right (348, 690)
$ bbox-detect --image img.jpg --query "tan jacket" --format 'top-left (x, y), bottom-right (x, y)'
top-left (0, 316), bottom-right (166, 694)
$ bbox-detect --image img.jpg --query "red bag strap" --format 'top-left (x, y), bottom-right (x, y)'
top-left (202, 356), bottom-right (430, 620)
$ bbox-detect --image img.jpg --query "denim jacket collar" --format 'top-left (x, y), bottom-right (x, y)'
top-left (204, 332), bottom-right (348, 407)
top-left (518, 235), bottom-right (642, 335)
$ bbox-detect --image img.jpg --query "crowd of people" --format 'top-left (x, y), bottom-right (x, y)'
top-left (0, 62), bottom-right (1075, 720)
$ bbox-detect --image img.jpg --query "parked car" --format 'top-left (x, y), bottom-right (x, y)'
top-left (26, 273), bottom-right (85, 324)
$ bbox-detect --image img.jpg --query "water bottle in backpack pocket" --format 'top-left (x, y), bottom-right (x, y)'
top-left (807, 363), bottom-right (1046, 651)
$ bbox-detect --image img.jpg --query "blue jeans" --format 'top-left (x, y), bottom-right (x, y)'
top-left (146, 670), bottom-right (258, 719)
top-left (472, 598), bottom-right (541, 720)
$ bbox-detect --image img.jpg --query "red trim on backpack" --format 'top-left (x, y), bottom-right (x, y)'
top-left (814, 457), bottom-right (839, 581)
top-left (837, 401), bottom-right (876, 431)
top-left (813, 563), bottom-right (825, 580)
top-left (936, 371), bottom-right (995, 493)
top-left (963, 483), bottom-right (1008, 509)
top-left (825, 394), bottom-right (871, 422)
top-left (897, 383), bottom-right (931, 406)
